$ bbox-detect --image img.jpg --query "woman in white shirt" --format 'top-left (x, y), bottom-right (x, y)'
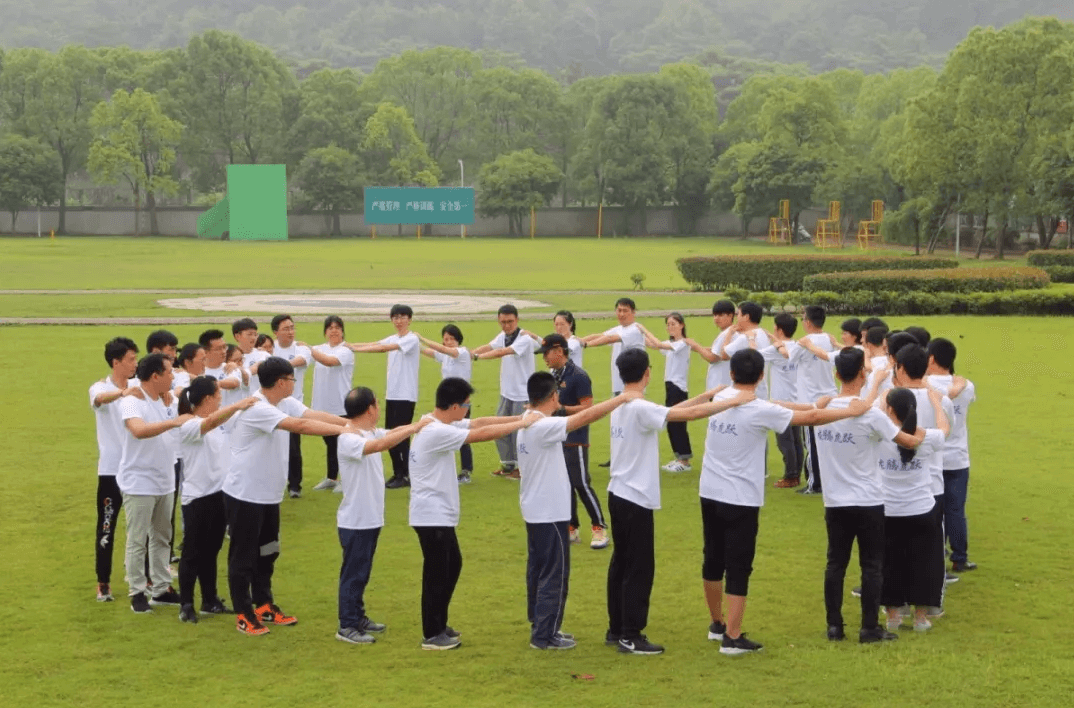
top-left (554, 311), bottom-right (584, 369)
top-left (420, 324), bottom-right (474, 483)
top-left (643, 313), bottom-right (693, 472)
top-left (175, 376), bottom-right (256, 623)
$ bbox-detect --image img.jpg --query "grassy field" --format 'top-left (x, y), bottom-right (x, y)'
top-left (0, 237), bottom-right (1070, 708)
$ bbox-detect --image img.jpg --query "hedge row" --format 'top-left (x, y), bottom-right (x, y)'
top-left (736, 288), bottom-right (1074, 316)
top-left (1027, 251), bottom-right (1074, 267)
top-left (802, 267), bottom-right (1050, 293)
top-left (676, 255), bottom-right (958, 292)
top-left (1042, 265), bottom-right (1074, 283)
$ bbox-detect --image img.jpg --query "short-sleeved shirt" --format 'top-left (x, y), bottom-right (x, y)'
top-left (90, 377), bottom-right (125, 476)
top-left (699, 389), bottom-right (794, 508)
top-left (490, 331), bottom-right (536, 402)
top-left (435, 346), bottom-right (472, 382)
top-left (337, 429), bottom-right (387, 530)
top-left (907, 387), bottom-right (956, 496)
top-left (408, 417), bottom-right (471, 526)
top-left (118, 390), bottom-right (176, 496)
top-left (273, 342), bottom-right (312, 401)
top-left (205, 366), bottom-right (244, 432)
top-left (705, 328), bottom-right (736, 390)
top-left (789, 334), bottom-right (838, 403)
top-left (553, 360), bottom-right (593, 446)
top-left (660, 339), bottom-right (691, 391)
top-left (608, 399), bottom-right (669, 509)
top-left (879, 429), bottom-right (946, 517)
top-left (172, 370), bottom-right (191, 393)
top-left (604, 323), bottom-right (645, 393)
top-left (814, 397), bottom-right (901, 508)
top-left (725, 330), bottom-right (771, 399)
top-left (179, 418), bottom-right (229, 505)
top-left (516, 413), bottom-right (571, 524)
top-left (926, 374), bottom-right (975, 470)
top-left (311, 343), bottom-right (355, 415)
top-left (381, 332), bottom-right (421, 402)
top-left (757, 344), bottom-right (799, 403)
top-left (224, 393), bottom-right (308, 504)
top-left (567, 336), bottom-right (584, 369)
top-left (243, 349), bottom-right (270, 396)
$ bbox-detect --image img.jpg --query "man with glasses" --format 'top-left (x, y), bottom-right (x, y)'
top-left (271, 315), bottom-right (311, 498)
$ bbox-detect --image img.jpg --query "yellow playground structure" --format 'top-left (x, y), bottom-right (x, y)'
top-left (857, 200), bottom-right (884, 249)
top-left (768, 199), bottom-right (791, 244)
top-left (814, 201), bottom-right (841, 249)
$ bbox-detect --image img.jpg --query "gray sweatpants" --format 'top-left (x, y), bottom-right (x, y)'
top-left (495, 397), bottom-right (527, 470)
top-left (123, 493), bottom-right (174, 597)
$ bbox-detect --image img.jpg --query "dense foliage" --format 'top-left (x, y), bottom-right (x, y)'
top-left (676, 255), bottom-right (958, 292)
top-left (802, 267), bottom-right (1051, 293)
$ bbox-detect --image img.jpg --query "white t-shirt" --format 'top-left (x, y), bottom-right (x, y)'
top-left (172, 370), bottom-right (191, 393)
top-left (705, 328), bottom-right (736, 390)
top-left (274, 342), bottom-right (312, 402)
top-left (311, 343), bottom-right (355, 415)
top-left (699, 389), bottom-right (794, 508)
top-left (789, 334), bottom-right (838, 403)
top-left (567, 336), bottom-right (584, 369)
top-left (381, 332), bottom-right (421, 402)
top-left (866, 361), bottom-right (894, 398)
top-left (206, 366), bottom-right (245, 432)
top-left (89, 378), bottom-right (125, 476)
top-left (814, 397), bottom-right (901, 508)
top-left (926, 374), bottom-right (975, 470)
top-left (435, 347), bottom-right (472, 382)
top-left (608, 399), bottom-right (669, 510)
top-left (660, 340), bottom-right (691, 391)
top-left (604, 323), bottom-right (646, 393)
top-left (118, 390), bottom-right (176, 496)
top-left (163, 391), bottom-right (181, 462)
top-left (337, 429), bottom-right (387, 531)
top-left (490, 331), bottom-right (536, 402)
top-left (516, 413), bottom-right (571, 524)
top-left (408, 416), bottom-right (471, 526)
top-left (223, 393), bottom-right (308, 504)
top-left (879, 429), bottom-right (946, 517)
top-left (907, 387), bottom-right (956, 496)
top-left (724, 330), bottom-right (772, 399)
top-left (757, 344), bottom-right (799, 403)
top-left (179, 418), bottom-right (229, 505)
top-left (243, 349), bottom-right (270, 396)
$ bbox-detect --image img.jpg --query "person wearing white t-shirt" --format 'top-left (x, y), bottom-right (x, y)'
top-left (231, 318), bottom-right (267, 397)
top-left (755, 314), bottom-right (804, 488)
top-left (175, 377), bottom-right (256, 623)
top-left (862, 324), bottom-right (890, 374)
top-left (224, 356), bottom-right (348, 636)
top-left (517, 373), bottom-right (640, 650)
top-left (723, 302), bottom-right (773, 401)
top-left (334, 387), bottom-right (432, 645)
top-left (786, 305), bottom-right (838, 495)
top-left (685, 299), bottom-right (737, 391)
top-left (408, 377), bottom-right (536, 650)
top-left (271, 314), bottom-right (312, 498)
top-left (118, 353), bottom-right (191, 613)
top-left (926, 337), bottom-right (977, 573)
top-left (347, 305), bottom-right (422, 490)
top-left (90, 336), bottom-right (142, 602)
top-left (303, 316), bottom-right (355, 492)
top-left (641, 313), bottom-right (694, 472)
top-left (199, 328), bottom-right (244, 404)
top-left (172, 342), bottom-right (206, 398)
top-left (472, 304), bottom-right (537, 479)
top-left (419, 324), bottom-right (474, 483)
top-left (605, 349), bottom-right (756, 656)
top-left (579, 297), bottom-right (647, 395)
top-left (553, 310), bottom-right (585, 369)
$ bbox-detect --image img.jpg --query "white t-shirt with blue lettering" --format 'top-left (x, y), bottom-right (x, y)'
top-left (608, 399), bottom-right (669, 510)
top-left (814, 397), bottom-right (901, 508)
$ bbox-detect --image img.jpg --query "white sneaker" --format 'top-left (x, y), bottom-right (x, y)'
top-left (568, 527), bottom-right (580, 544)
top-left (662, 460), bottom-right (691, 473)
top-left (333, 484), bottom-right (344, 494)
top-left (913, 617), bottom-right (932, 632)
top-left (312, 478), bottom-right (338, 491)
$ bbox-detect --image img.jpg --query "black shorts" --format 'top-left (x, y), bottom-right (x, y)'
top-left (700, 497), bottom-right (760, 597)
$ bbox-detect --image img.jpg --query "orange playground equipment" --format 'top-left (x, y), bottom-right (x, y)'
top-left (857, 200), bottom-right (884, 249)
top-left (768, 199), bottom-right (791, 244)
top-left (814, 201), bottom-right (841, 249)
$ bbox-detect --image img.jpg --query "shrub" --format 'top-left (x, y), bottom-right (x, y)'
top-left (1043, 265), bottom-right (1074, 283)
top-left (1027, 251), bottom-right (1074, 267)
top-left (803, 267), bottom-right (1050, 294)
top-left (752, 287), bottom-right (1074, 316)
top-left (676, 255), bottom-right (958, 292)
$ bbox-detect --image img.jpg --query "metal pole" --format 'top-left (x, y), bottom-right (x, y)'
top-left (37, 207), bottom-right (41, 238)
top-left (458, 159), bottom-right (465, 239)
top-left (955, 195), bottom-right (961, 257)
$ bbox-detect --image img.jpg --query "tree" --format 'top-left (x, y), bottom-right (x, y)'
top-left (659, 62), bottom-right (720, 233)
top-left (468, 66), bottom-right (566, 167)
top-left (477, 149), bottom-right (563, 237)
top-left (360, 102), bottom-right (440, 187)
top-left (287, 67), bottom-right (371, 162)
top-left (294, 146), bottom-right (363, 236)
top-left (88, 89), bottom-right (182, 235)
top-left (0, 134), bottom-right (63, 232)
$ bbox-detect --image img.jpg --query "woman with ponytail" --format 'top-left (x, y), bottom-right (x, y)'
top-left (642, 313), bottom-right (693, 472)
top-left (175, 377), bottom-right (257, 623)
top-left (878, 386), bottom-right (950, 632)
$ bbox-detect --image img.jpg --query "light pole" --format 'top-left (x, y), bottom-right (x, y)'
top-left (458, 159), bottom-right (466, 239)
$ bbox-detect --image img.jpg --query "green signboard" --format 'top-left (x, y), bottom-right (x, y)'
top-left (364, 187), bottom-right (475, 225)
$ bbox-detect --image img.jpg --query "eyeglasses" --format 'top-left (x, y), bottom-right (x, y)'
top-left (281, 376), bottom-right (296, 382)
top-left (459, 402), bottom-right (471, 409)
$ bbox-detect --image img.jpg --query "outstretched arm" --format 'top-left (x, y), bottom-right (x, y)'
top-left (126, 414), bottom-right (192, 439)
top-left (928, 388), bottom-right (951, 437)
top-left (348, 342), bottom-right (399, 354)
top-left (565, 391), bottom-right (641, 432)
top-left (685, 337), bottom-right (719, 363)
top-left (671, 385), bottom-right (728, 409)
top-left (789, 398), bottom-right (870, 426)
top-left (360, 419), bottom-right (433, 454)
top-left (307, 347), bottom-right (341, 367)
top-left (199, 397), bottom-right (258, 435)
top-left (465, 416), bottom-right (534, 444)
top-left (667, 389), bottom-right (756, 422)
top-left (302, 409), bottom-right (349, 426)
top-left (277, 417), bottom-right (345, 437)
top-left (418, 335), bottom-right (459, 359)
top-left (476, 347), bottom-right (517, 361)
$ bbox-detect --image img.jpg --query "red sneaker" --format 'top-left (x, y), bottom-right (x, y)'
top-left (236, 612), bottom-right (271, 636)
top-left (774, 477), bottom-right (800, 489)
top-left (256, 602), bottom-right (298, 626)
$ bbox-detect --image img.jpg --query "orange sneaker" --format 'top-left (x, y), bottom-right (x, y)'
top-left (591, 527), bottom-right (610, 549)
top-left (774, 477), bottom-right (800, 489)
top-left (236, 613), bottom-right (270, 636)
top-left (256, 602), bottom-right (298, 626)
top-left (568, 526), bottom-right (580, 544)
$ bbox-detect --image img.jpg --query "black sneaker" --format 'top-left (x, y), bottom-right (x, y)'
top-left (150, 587), bottom-right (182, 606)
top-left (179, 604), bottom-right (199, 624)
top-left (445, 626), bottom-right (460, 639)
top-left (719, 633), bottom-right (763, 655)
top-left (200, 597), bottom-right (233, 615)
top-left (850, 586), bottom-right (862, 598)
top-left (951, 560), bottom-right (977, 573)
top-left (604, 631), bottom-right (621, 646)
top-left (358, 617), bottom-right (386, 634)
top-left (385, 476), bottom-right (410, 489)
top-left (827, 625), bottom-right (846, 641)
top-left (288, 489), bottom-right (301, 499)
top-left (598, 460), bottom-right (611, 468)
top-left (708, 621), bottom-right (727, 641)
top-left (617, 635), bottom-right (664, 655)
top-left (130, 593), bottom-right (153, 614)
top-left (859, 626), bottom-right (899, 643)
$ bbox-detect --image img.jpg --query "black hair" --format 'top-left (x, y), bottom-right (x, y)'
top-left (231, 318), bottom-right (257, 336)
top-left (841, 318), bottom-right (862, 343)
top-left (895, 344), bottom-right (929, 380)
top-left (865, 325), bottom-right (889, 347)
top-left (712, 299), bottom-right (735, 316)
top-left (176, 343), bottom-right (203, 370)
top-left (616, 348), bottom-right (650, 385)
top-left (861, 317), bottom-right (887, 332)
top-left (225, 344), bottom-right (242, 362)
top-left (527, 371), bottom-right (558, 406)
top-left (104, 337), bottom-right (139, 367)
top-left (730, 349), bottom-right (765, 385)
top-left (390, 303), bottom-right (414, 319)
top-left (442, 324), bottom-right (464, 344)
top-left (905, 326), bottom-right (931, 347)
top-left (146, 329), bottom-right (178, 353)
top-left (435, 377), bottom-right (475, 410)
top-left (179, 375), bottom-right (218, 416)
top-left (257, 356), bottom-right (294, 389)
top-left (773, 313), bottom-right (798, 338)
top-left (323, 315), bottom-right (345, 335)
top-left (497, 304), bottom-right (519, 318)
top-left (344, 386), bottom-right (378, 418)
top-left (885, 331), bottom-right (917, 360)
top-left (198, 329), bottom-right (225, 348)
top-left (886, 387), bottom-right (919, 464)
top-left (270, 314), bottom-right (293, 332)
top-left (804, 305), bottom-right (826, 328)
top-left (738, 301), bottom-right (763, 325)
top-left (255, 333), bottom-right (274, 349)
top-left (834, 347), bottom-right (865, 383)
top-left (554, 310), bottom-right (576, 334)
top-left (666, 312), bottom-right (687, 339)
top-left (927, 337), bottom-right (957, 374)
top-left (136, 352), bottom-right (168, 381)
top-left (615, 297), bottom-right (636, 311)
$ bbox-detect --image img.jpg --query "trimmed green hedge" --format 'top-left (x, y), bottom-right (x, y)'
top-left (1027, 251), bottom-right (1074, 267)
top-left (1043, 265), bottom-right (1074, 283)
top-left (803, 267), bottom-right (1050, 294)
top-left (676, 255), bottom-right (958, 292)
top-left (742, 287), bottom-right (1074, 316)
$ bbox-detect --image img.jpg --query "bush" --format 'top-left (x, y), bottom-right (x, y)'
top-left (1027, 251), bottom-right (1074, 267)
top-left (676, 255), bottom-right (958, 292)
top-left (1043, 265), bottom-right (1074, 283)
top-left (803, 267), bottom-right (1050, 294)
top-left (745, 287), bottom-right (1074, 316)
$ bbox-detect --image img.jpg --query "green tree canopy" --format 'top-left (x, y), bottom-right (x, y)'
top-left (477, 149), bottom-right (563, 237)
